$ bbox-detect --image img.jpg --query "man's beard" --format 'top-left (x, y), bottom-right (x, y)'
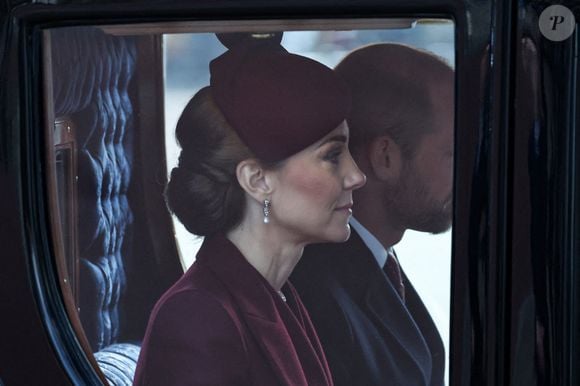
top-left (410, 194), bottom-right (453, 234)
top-left (385, 165), bottom-right (452, 234)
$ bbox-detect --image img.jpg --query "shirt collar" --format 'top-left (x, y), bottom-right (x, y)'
top-left (349, 217), bottom-right (392, 268)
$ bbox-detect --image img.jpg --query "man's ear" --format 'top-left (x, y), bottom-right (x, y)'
top-left (368, 135), bottom-right (403, 181)
top-left (236, 159), bottom-right (273, 202)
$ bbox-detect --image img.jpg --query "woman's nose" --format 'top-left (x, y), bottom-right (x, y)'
top-left (344, 155), bottom-right (366, 190)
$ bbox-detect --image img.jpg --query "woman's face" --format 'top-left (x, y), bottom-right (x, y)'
top-left (268, 121), bottom-right (366, 245)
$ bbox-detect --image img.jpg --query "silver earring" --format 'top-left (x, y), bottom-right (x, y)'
top-left (263, 199), bottom-right (271, 224)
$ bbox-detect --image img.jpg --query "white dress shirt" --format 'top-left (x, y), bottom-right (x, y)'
top-left (349, 217), bottom-right (393, 269)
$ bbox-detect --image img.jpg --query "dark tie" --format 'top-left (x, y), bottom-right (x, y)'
top-left (384, 252), bottom-right (405, 302)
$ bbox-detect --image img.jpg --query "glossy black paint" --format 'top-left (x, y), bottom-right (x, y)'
top-left (0, 0), bottom-right (577, 385)
top-left (510, 2), bottom-right (579, 385)
top-left (0, 4), bottom-right (73, 386)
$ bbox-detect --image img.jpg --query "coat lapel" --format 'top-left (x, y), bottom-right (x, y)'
top-left (345, 231), bottom-right (433, 384)
top-left (401, 271), bottom-right (446, 385)
top-left (365, 270), bottom-right (432, 379)
top-left (198, 234), bottom-right (331, 386)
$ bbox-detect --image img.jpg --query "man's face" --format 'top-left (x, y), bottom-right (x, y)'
top-left (387, 88), bottom-right (454, 234)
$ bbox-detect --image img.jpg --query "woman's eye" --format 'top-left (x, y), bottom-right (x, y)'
top-left (324, 147), bottom-right (343, 164)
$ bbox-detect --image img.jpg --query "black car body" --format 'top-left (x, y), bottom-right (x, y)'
top-left (0, 1), bottom-right (578, 385)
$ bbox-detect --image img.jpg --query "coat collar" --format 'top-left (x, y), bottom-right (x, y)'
top-left (196, 234), bottom-right (332, 386)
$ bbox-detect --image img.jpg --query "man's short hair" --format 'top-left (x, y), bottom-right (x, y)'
top-left (335, 43), bottom-right (454, 158)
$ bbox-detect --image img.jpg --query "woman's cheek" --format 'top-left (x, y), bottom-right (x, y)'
top-left (290, 172), bottom-right (335, 204)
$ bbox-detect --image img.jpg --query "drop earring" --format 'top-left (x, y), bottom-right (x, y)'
top-left (263, 199), bottom-right (271, 224)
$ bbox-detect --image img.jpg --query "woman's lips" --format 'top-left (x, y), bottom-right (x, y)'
top-left (335, 203), bottom-right (353, 211)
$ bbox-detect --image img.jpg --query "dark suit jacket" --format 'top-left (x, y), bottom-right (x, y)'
top-left (134, 234), bottom-right (333, 386)
top-left (291, 230), bottom-right (445, 386)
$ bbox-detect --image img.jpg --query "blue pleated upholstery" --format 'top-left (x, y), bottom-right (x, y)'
top-left (52, 27), bottom-right (138, 384)
top-left (94, 343), bottom-right (141, 386)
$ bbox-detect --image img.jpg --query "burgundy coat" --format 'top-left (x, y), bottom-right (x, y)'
top-left (133, 234), bottom-right (333, 386)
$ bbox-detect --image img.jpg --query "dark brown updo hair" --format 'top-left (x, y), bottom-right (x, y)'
top-left (165, 87), bottom-right (254, 237)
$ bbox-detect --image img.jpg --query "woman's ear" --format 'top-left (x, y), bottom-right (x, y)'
top-left (236, 159), bottom-right (272, 202)
top-left (368, 135), bottom-right (403, 181)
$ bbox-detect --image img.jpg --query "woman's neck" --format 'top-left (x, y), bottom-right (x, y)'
top-left (227, 222), bottom-right (304, 291)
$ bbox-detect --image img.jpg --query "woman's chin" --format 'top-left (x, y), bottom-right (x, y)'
top-left (339, 224), bottom-right (352, 241)
top-left (323, 224), bottom-right (352, 244)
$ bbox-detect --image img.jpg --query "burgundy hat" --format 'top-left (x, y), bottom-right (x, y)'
top-left (210, 33), bottom-right (351, 163)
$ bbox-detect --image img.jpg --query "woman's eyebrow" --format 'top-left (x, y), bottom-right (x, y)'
top-left (317, 135), bottom-right (347, 148)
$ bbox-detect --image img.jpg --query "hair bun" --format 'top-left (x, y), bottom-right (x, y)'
top-left (216, 32), bottom-right (283, 50)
